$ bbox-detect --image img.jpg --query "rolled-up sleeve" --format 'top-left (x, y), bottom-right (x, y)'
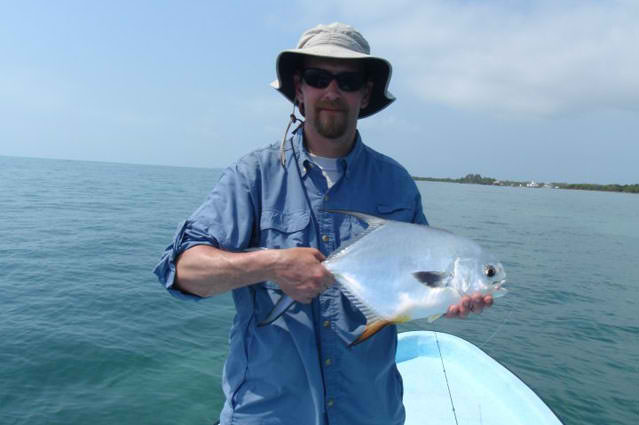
top-left (153, 159), bottom-right (258, 300)
top-left (153, 218), bottom-right (220, 300)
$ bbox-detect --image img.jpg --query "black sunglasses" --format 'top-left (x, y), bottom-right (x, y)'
top-left (301, 68), bottom-right (367, 92)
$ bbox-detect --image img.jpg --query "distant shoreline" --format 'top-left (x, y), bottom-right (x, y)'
top-left (413, 174), bottom-right (639, 194)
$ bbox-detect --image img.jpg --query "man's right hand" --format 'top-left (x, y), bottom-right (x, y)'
top-left (175, 245), bottom-right (334, 300)
top-left (268, 247), bottom-right (335, 304)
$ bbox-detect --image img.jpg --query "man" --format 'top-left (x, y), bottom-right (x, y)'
top-left (154, 23), bottom-right (491, 425)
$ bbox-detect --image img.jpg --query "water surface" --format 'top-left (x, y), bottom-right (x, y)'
top-left (1, 156), bottom-right (637, 424)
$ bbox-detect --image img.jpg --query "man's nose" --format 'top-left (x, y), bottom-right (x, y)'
top-left (323, 78), bottom-right (341, 97)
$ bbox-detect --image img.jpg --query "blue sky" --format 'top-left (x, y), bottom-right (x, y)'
top-left (1, 0), bottom-right (637, 184)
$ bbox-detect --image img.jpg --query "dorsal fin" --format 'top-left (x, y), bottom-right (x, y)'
top-left (322, 210), bottom-right (387, 262)
top-left (323, 209), bottom-right (387, 228)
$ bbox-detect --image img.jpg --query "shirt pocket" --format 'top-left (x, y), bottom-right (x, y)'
top-left (376, 203), bottom-right (414, 223)
top-left (256, 209), bottom-right (310, 296)
top-left (259, 209), bottom-right (311, 249)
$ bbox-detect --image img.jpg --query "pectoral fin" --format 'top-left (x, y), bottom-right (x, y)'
top-left (412, 271), bottom-right (450, 288)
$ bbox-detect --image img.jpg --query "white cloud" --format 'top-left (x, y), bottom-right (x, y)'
top-left (358, 112), bottom-right (423, 135)
top-left (299, 0), bottom-right (639, 116)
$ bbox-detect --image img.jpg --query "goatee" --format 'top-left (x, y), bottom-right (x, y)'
top-left (313, 100), bottom-right (350, 139)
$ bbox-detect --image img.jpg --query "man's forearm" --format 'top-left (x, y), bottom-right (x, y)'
top-left (174, 245), bottom-right (278, 297)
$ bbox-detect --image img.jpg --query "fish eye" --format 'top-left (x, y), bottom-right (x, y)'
top-left (484, 265), bottom-right (496, 278)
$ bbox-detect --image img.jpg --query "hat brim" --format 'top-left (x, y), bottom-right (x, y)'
top-left (271, 47), bottom-right (395, 119)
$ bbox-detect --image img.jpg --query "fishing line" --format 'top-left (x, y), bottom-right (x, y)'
top-left (478, 301), bottom-right (514, 349)
top-left (435, 332), bottom-right (459, 425)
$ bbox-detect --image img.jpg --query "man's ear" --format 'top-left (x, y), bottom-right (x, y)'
top-left (294, 73), bottom-right (303, 104)
top-left (361, 80), bottom-right (373, 109)
top-left (293, 72), bottom-right (306, 116)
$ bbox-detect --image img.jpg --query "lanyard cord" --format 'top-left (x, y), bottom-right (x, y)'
top-left (280, 101), bottom-right (302, 167)
top-left (290, 135), bottom-right (322, 244)
top-left (284, 114), bottom-right (331, 409)
top-left (280, 101), bottom-right (322, 244)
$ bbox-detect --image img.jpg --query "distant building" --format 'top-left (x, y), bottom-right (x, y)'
top-left (527, 180), bottom-right (540, 188)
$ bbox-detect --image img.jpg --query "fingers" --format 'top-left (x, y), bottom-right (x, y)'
top-left (272, 247), bottom-right (333, 302)
top-left (316, 273), bottom-right (335, 295)
top-left (446, 293), bottom-right (494, 319)
top-left (314, 250), bottom-right (327, 262)
top-left (445, 296), bottom-right (466, 318)
top-left (294, 275), bottom-right (332, 302)
top-left (484, 294), bottom-right (494, 307)
top-left (470, 293), bottom-right (484, 314)
top-left (445, 305), bottom-right (459, 318)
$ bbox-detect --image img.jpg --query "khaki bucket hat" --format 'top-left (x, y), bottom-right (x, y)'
top-left (271, 23), bottom-right (395, 118)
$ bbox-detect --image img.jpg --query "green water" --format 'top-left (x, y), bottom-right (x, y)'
top-left (1, 155), bottom-right (637, 424)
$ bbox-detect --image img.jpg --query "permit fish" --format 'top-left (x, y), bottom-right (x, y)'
top-left (259, 210), bottom-right (507, 345)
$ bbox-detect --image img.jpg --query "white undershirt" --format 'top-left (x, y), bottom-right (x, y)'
top-left (308, 153), bottom-right (343, 189)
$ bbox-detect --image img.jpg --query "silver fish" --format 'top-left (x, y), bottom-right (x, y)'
top-left (259, 210), bottom-right (507, 344)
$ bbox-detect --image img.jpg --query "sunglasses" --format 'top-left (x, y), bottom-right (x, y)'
top-left (301, 68), bottom-right (367, 92)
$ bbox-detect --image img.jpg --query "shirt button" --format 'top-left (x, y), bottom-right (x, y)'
top-left (323, 320), bottom-right (330, 328)
top-left (325, 358), bottom-right (332, 366)
top-left (327, 399), bottom-right (334, 408)
top-left (322, 235), bottom-right (329, 242)
top-left (324, 194), bottom-right (329, 201)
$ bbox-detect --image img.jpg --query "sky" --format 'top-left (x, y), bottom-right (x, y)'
top-left (1, 0), bottom-right (637, 184)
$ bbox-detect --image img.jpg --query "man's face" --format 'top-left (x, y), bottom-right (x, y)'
top-left (295, 57), bottom-right (371, 141)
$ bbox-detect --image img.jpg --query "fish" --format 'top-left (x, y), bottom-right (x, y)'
top-left (258, 210), bottom-right (507, 345)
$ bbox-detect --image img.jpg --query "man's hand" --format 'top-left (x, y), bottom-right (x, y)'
top-left (269, 247), bottom-right (335, 304)
top-left (445, 293), bottom-right (493, 319)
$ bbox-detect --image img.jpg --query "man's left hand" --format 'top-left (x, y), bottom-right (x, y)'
top-left (445, 293), bottom-right (493, 319)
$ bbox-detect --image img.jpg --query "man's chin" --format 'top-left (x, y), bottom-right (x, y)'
top-left (316, 119), bottom-right (347, 139)
top-left (317, 127), bottom-right (347, 139)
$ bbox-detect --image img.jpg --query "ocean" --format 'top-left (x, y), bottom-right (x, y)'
top-left (1, 155), bottom-right (637, 425)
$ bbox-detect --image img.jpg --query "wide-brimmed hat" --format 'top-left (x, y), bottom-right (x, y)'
top-left (270, 23), bottom-right (395, 118)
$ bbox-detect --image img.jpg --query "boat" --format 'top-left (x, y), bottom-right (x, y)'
top-left (397, 331), bottom-right (563, 425)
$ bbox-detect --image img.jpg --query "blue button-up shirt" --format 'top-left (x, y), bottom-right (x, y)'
top-left (154, 128), bottom-right (428, 425)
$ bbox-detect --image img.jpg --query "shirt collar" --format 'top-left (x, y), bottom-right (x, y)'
top-left (341, 130), bottom-right (364, 177)
top-left (291, 127), bottom-right (364, 177)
